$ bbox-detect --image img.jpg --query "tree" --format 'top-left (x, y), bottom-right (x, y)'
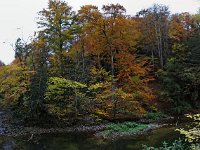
top-left (100, 4), bottom-right (126, 117)
top-left (38, 0), bottom-right (76, 77)
top-left (76, 4), bottom-right (154, 118)
top-left (28, 33), bottom-right (49, 120)
top-left (0, 60), bottom-right (5, 67)
top-left (0, 64), bottom-right (32, 117)
top-left (14, 38), bottom-right (31, 67)
top-left (177, 114), bottom-right (200, 148)
top-left (76, 4), bottom-right (102, 73)
top-left (137, 4), bottom-right (170, 69)
top-left (44, 77), bottom-right (86, 122)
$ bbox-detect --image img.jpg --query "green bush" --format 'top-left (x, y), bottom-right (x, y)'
top-left (143, 139), bottom-right (200, 150)
top-left (177, 114), bottom-right (200, 143)
top-left (44, 77), bottom-right (86, 121)
top-left (146, 111), bottom-right (168, 121)
top-left (144, 114), bottom-right (200, 150)
top-left (102, 122), bottom-right (148, 137)
top-left (158, 58), bottom-right (200, 114)
top-left (143, 139), bottom-right (185, 150)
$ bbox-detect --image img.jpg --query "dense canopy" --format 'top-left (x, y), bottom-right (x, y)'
top-left (0, 0), bottom-right (200, 125)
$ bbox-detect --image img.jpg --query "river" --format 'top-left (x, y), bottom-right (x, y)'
top-left (0, 124), bottom-right (185, 150)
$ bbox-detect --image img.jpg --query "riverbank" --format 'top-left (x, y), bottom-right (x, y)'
top-left (0, 109), bottom-right (111, 137)
top-left (95, 122), bottom-right (167, 140)
top-left (0, 124), bottom-right (185, 150)
top-left (0, 108), bottom-right (176, 140)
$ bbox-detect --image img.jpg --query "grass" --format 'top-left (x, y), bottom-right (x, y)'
top-left (101, 122), bottom-right (148, 137)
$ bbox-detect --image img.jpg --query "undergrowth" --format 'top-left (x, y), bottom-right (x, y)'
top-left (101, 122), bottom-right (148, 137)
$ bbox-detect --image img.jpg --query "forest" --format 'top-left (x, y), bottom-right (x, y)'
top-left (0, 0), bottom-right (200, 124)
top-left (0, 0), bottom-right (200, 149)
top-left (0, 0), bottom-right (200, 150)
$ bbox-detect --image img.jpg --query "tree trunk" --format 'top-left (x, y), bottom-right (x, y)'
top-left (111, 50), bottom-right (116, 118)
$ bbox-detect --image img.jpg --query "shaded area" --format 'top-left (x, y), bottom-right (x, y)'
top-left (0, 124), bottom-right (185, 150)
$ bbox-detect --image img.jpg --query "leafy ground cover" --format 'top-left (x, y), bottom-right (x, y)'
top-left (96, 122), bottom-right (151, 139)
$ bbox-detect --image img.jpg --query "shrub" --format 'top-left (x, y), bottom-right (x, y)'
top-left (44, 77), bottom-right (86, 121)
top-left (0, 64), bottom-right (32, 112)
top-left (177, 114), bottom-right (200, 143)
top-left (143, 139), bottom-right (185, 150)
top-left (101, 122), bottom-right (148, 137)
top-left (146, 111), bottom-right (168, 121)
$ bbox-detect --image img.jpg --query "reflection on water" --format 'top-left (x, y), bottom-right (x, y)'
top-left (0, 125), bottom-right (184, 150)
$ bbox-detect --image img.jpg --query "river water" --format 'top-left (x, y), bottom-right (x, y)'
top-left (0, 125), bottom-right (184, 150)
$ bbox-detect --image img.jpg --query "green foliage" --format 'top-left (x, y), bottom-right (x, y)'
top-left (157, 58), bottom-right (199, 113)
top-left (156, 12), bottom-right (200, 113)
top-left (87, 67), bottom-right (112, 117)
top-left (144, 114), bottom-right (200, 150)
top-left (145, 111), bottom-right (168, 121)
top-left (14, 38), bottom-right (30, 66)
top-left (143, 139), bottom-right (185, 150)
top-left (87, 67), bottom-right (149, 118)
top-left (177, 114), bottom-right (200, 143)
top-left (2, 1), bottom-right (200, 126)
top-left (0, 64), bottom-right (37, 122)
top-left (38, 0), bottom-right (76, 77)
top-left (27, 35), bottom-right (49, 121)
top-left (44, 77), bottom-right (86, 121)
top-left (102, 122), bottom-right (148, 136)
top-left (190, 144), bottom-right (200, 150)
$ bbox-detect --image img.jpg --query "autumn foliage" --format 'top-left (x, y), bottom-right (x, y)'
top-left (0, 0), bottom-right (199, 124)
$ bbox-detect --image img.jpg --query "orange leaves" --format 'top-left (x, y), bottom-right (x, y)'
top-left (65, 3), bottom-right (158, 118)
top-left (116, 52), bottom-right (148, 80)
top-left (169, 13), bottom-right (196, 42)
top-left (115, 50), bottom-right (155, 105)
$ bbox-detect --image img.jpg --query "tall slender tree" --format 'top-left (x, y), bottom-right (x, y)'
top-left (137, 5), bottom-right (170, 69)
top-left (38, 0), bottom-right (76, 77)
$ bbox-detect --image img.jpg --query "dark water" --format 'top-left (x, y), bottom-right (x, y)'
top-left (0, 125), bottom-right (184, 150)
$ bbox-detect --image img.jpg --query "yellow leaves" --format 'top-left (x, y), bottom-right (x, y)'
top-left (0, 64), bottom-right (32, 106)
top-left (90, 66), bottom-right (97, 75)
top-left (78, 5), bottom-right (101, 24)
top-left (115, 18), bottom-right (141, 48)
top-left (90, 67), bottom-right (111, 80)
top-left (186, 114), bottom-right (200, 122)
top-left (45, 104), bottom-right (73, 120)
top-left (95, 108), bottom-right (109, 117)
top-left (176, 114), bottom-right (200, 143)
top-left (89, 83), bottom-right (104, 90)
